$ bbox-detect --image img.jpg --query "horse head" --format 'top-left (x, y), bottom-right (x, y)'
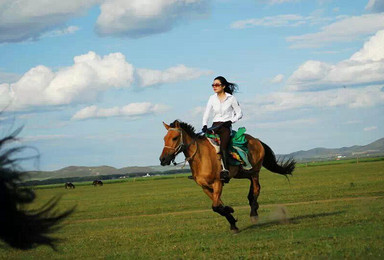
top-left (159, 121), bottom-right (184, 166)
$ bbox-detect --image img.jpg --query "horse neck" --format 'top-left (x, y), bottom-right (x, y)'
top-left (181, 130), bottom-right (196, 158)
top-left (181, 130), bottom-right (211, 168)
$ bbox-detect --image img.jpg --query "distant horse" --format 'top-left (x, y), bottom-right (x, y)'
top-left (160, 120), bottom-right (295, 232)
top-left (64, 182), bottom-right (75, 189)
top-left (92, 180), bottom-right (103, 186)
top-left (0, 128), bottom-right (74, 249)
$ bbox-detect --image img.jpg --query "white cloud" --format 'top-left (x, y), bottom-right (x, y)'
top-left (271, 74), bottom-right (285, 83)
top-left (344, 120), bottom-right (361, 125)
top-left (0, 0), bottom-right (98, 43)
top-left (249, 30), bottom-right (384, 114)
top-left (364, 126), bottom-right (378, 131)
top-left (95, 0), bottom-right (210, 38)
top-left (231, 15), bottom-right (306, 29)
top-left (350, 30), bottom-right (384, 62)
top-left (0, 51), bottom-right (134, 110)
top-left (0, 0), bottom-right (210, 43)
top-left (0, 51), bottom-right (212, 111)
top-left (365, 0), bottom-right (384, 13)
top-left (287, 14), bottom-right (384, 48)
top-left (287, 30), bottom-right (384, 91)
top-left (246, 85), bottom-right (384, 114)
top-left (230, 11), bottom-right (338, 29)
top-left (0, 83), bottom-right (11, 106)
top-left (136, 64), bottom-right (212, 87)
top-left (42, 26), bottom-right (80, 38)
top-left (71, 103), bottom-right (170, 120)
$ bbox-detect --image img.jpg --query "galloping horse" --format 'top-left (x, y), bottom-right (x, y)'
top-left (159, 120), bottom-right (295, 232)
top-left (65, 182), bottom-right (75, 189)
top-left (92, 180), bottom-right (103, 186)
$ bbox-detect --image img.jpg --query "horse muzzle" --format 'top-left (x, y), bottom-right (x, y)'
top-left (159, 153), bottom-right (174, 166)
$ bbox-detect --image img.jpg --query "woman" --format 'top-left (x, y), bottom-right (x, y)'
top-left (202, 76), bottom-right (243, 183)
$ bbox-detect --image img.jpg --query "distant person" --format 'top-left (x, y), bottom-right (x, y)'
top-left (201, 76), bottom-right (243, 183)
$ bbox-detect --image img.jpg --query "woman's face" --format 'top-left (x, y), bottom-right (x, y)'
top-left (212, 79), bottom-right (225, 94)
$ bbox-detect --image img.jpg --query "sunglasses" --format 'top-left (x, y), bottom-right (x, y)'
top-left (211, 84), bottom-right (223, 87)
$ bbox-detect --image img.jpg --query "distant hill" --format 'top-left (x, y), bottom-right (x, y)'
top-left (27, 164), bottom-right (187, 182)
top-left (282, 137), bottom-right (384, 162)
top-left (26, 137), bottom-right (383, 183)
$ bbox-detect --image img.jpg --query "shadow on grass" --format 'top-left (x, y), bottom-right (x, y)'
top-left (242, 211), bottom-right (345, 232)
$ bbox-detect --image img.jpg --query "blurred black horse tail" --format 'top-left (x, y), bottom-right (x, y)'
top-left (0, 128), bottom-right (74, 250)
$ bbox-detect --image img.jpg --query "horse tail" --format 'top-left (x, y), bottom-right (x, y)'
top-left (260, 141), bottom-right (295, 176)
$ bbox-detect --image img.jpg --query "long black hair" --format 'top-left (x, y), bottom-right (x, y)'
top-left (214, 76), bottom-right (238, 95)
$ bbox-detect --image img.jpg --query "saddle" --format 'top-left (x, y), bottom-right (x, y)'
top-left (206, 127), bottom-right (252, 170)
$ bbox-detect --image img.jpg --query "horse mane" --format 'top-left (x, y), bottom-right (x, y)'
top-left (0, 128), bottom-right (74, 250)
top-left (170, 120), bottom-right (201, 139)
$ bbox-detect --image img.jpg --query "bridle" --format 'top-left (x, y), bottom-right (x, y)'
top-left (164, 128), bottom-right (198, 167)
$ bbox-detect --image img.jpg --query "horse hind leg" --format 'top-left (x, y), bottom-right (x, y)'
top-left (248, 174), bottom-right (261, 224)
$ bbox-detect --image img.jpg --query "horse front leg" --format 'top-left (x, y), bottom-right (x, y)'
top-left (248, 174), bottom-right (261, 224)
top-left (209, 180), bottom-right (238, 233)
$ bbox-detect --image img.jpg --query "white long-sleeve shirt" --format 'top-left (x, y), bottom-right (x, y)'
top-left (202, 93), bottom-right (243, 127)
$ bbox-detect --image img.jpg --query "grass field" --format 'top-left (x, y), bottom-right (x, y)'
top-left (1, 160), bottom-right (384, 259)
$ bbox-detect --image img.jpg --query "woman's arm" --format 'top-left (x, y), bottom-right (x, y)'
top-left (202, 96), bottom-right (213, 127)
top-left (231, 96), bottom-right (243, 123)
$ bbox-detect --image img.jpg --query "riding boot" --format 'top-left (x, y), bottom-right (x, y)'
top-left (220, 150), bottom-right (230, 183)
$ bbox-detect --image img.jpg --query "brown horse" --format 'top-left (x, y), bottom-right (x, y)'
top-left (65, 182), bottom-right (75, 189)
top-left (92, 180), bottom-right (103, 186)
top-left (159, 120), bottom-right (295, 232)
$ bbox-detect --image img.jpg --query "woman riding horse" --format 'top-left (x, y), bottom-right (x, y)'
top-left (160, 120), bottom-right (295, 232)
top-left (202, 76), bottom-right (242, 183)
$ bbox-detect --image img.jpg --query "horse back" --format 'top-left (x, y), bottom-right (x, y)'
top-left (244, 134), bottom-right (265, 170)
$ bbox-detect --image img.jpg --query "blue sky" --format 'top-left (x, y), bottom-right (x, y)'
top-left (1, 0), bottom-right (383, 170)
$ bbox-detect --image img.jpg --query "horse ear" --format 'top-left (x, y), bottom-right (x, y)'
top-left (174, 120), bottom-right (180, 128)
top-left (163, 122), bottom-right (170, 130)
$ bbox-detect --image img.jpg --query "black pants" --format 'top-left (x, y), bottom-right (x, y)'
top-left (212, 122), bottom-right (231, 152)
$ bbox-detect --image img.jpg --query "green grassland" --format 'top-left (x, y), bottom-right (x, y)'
top-left (1, 160), bottom-right (384, 259)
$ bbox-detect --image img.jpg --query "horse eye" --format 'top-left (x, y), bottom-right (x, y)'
top-left (172, 136), bottom-right (178, 141)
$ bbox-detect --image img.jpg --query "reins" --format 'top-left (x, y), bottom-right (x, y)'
top-left (165, 128), bottom-right (198, 168)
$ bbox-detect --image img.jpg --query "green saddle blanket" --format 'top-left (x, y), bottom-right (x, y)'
top-left (206, 127), bottom-right (251, 169)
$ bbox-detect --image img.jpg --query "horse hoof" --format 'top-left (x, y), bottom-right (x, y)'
top-left (250, 216), bottom-right (258, 224)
